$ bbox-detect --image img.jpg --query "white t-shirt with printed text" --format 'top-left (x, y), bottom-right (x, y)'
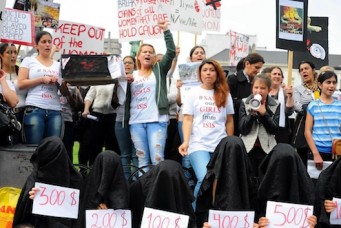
top-left (182, 86), bottom-right (234, 155)
top-left (20, 57), bottom-right (61, 111)
top-left (129, 71), bottom-right (168, 124)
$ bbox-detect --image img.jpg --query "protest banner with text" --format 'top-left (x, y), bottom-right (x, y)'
top-left (53, 20), bottom-right (105, 55)
top-left (202, 0), bottom-right (221, 32)
top-left (229, 30), bottom-right (250, 66)
top-left (168, 0), bottom-right (203, 34)
top-left (117, 0), bottom-right (171, 42)
top-left (0, 8), bottom-right (35, 46)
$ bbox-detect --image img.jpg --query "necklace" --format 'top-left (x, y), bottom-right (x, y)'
top-left (304, 80), bottom-right (318, 91)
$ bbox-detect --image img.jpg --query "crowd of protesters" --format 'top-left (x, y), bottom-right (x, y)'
top-left (2, 19), bottom-right (341, 227)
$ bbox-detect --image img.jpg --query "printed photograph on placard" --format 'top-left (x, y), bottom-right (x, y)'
top-left (32, 0), bottom-right (60, 29)
top-left (278, 0), bottom-right (304, 42)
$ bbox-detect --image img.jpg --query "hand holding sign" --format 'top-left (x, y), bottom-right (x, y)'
top-left (32, 182), bottom-right (80, 219)
top-left (330, 197), bottom-right (341, 225)
top-left (158, 19), bottom-right (170, 32)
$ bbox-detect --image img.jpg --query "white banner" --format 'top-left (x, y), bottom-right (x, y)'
top-left (117, 1), bottom-right (170, 42)
top-left (141, 207), bottom-right (189, 228)
top-left (208, 209), bottom-right (255, 228)
top-left (53, 20), bottom-right (105, 55)
top-left (229, 30), bottom-right (250, 66)
top-left (202, 0), bottom-right (221, 32)
top-left (86, 209), bottom-right (131, 228)
top-left (0, 8), bottom-right (35, 46)
top-left (168, 0), bottom-right (203, 34)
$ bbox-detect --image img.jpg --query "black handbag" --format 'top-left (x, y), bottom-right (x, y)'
top-left (0, 103), bottom-right (21, 134)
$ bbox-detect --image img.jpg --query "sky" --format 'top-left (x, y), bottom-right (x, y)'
top-left (5, 0), bottom-right (341, 63)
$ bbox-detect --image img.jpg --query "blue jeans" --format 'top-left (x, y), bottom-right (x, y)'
top-left (178, 121), bottom-right (191, 168)
top-left (189, 150), bottom-right (212, 211)
top-left (130, 122), bottom-right (167, 172)
top-left (23, 106), bottom-right (63, 144)
top-left (115, 121), bottom-right (138, 180)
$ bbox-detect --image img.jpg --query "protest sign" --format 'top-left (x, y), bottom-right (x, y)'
top-left (208, 209), bottom-right (255, 228)
top-left (0, 1), bottom-right (5, 33)
top-left (229, 30), bottom-right (250, 66)
top-left (141, 207), bottom-right (189, 228)
top-left (32, 0), bottom-right (60, 29)
top-left (202, 0), bottom-right (221, 32)
top-left (0, 8), bottom-right (34, 46)
top-left (32, 182), bottom-right (80, 219)
top-left (117, 0), bottom-right (170, 42)
top-left (168, 0), bottom-right (203, 34)
top-left (265, 201), bottom-right (313, 228)
top-left (53, 20), bottom-right (105, 55)
top-left (178, 62), bottom-right (201, 102)
top-left (86, 209), bottom-right (131, 228)
top-left (330, 197), bottom-right (341, 225)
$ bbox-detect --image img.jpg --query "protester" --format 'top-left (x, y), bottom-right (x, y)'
top-left (126, 19), bottom-right (176, 172)
top-left (268, 66), bottom-right (294, 143)
top-left (315, 157), bottom-right (341, 227)
top-left (292, 61), bottom-right (319, 166)
top-left (13, 136), bottom-right (83, 228)
top-left (130, 160), bottom-right (195, 228)
top-left (116, 55), bottom-right (138, 179)
top-left (82, 83), bottom-right (120, 165)
top-left (255, 144), bottom-right (316, 227)
top-left (77, 150), bottom-right (129, 228)
top-left (228, 53), bottom-right (265, 136)
top-left (239, 74), bottom-right (280, 176)
top-left (176, 45), bottom-right (206, 169)
top-left (179, 59), bottom-right (234, 210)
top-left (305, 71), bottom-right (341, 167)
top-left (197, 136), bottom-right (258, 227)
top-left (17, 31), bottom-right (62, 144)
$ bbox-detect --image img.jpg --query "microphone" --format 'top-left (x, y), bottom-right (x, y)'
top-left (250, 94), bottom-right (262, 110)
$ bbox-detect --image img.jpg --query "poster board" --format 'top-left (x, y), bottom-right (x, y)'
top-left (0, 8), bottom-right (35, 46)
top-left (293, 17), bottom-right (328, 69)
top-left (53, 20), bottom-right (105, 55)
top-left (276, 0), bottom-right (308, 51)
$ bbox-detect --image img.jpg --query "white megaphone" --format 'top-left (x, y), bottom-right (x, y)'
top-left (250, 94), bottom-right (262, 110)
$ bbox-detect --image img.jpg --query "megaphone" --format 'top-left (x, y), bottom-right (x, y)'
top-left (250, 94), bottom-right (262, 110)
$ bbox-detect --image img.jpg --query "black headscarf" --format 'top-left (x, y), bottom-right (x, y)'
top-left (315, 157), bottom-right (341, 227)
top-left (130, 160), bottom-right (195, 228)
top-left (78, 150), bottom-right (129, 227)
top-left (196, 136), bottom-right (258, 225)
top-left (13, 136), bottom-right (83, 228)
top-left (255, 143), bottom-right (315, 220)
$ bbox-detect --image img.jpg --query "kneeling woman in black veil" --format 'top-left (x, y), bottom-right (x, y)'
top-left (256, 143), bottom-right (317, 227)
top-left (315, 157), bottom-right (341, 227)
top-left (130, 160), bottom-right (196, 228)
top-left (13, 136), bottom-right (84, 228)
top-left (197, 136), bottom-right (258, 228)
top-left (77, 150), bottom-right (129, 228)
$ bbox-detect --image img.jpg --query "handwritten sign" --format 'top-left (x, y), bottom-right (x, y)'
top-left (330, 197), bottom-right (341, 224)
top-left (229, 30), bottom-right (250, 66)
top-left (208, 209), bottom-right (255, 228)
top-left (0, 8), bottom-right (34, 46)
top-left (202, 0), bottom-right (221, 32)
top-left (168, 0), bottom-right (203, 34)
top-left (32, 182), bottom-right (80, 219)
top-left (265, 201), bottom-right (313, 228)
top-left (0, 1), bottom-right (5, 33)
top-left (86, 209), bottom-right (131, 228)
top-left (53, 20), bottom-right (105, 55)
top-left (141, 207), bottom-right (189, 228)
top-left (117, 0), bottom-right (170, 42)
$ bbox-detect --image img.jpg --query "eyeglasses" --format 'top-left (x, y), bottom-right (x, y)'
top-left (124, 61), bottom-right (134, 65)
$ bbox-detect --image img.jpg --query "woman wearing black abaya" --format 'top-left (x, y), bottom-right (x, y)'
top-left (13, 136), bottom-right (83, 228)
top-left (256, 143), bottom-right (316, 227)
top-left (130, 160), bottom-right (195, 228)
top-left (77, 150), bottom-right (129, 228)
top-left (196, 136), bottom-right (258, 227)
top-left (315, 158), bottom-right (341, 227)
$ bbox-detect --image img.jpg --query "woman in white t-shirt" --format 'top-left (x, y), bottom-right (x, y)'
top-left (179, 59), bottom-right (234, 210)
top-left (18, 31), bottom-right (62, 144)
